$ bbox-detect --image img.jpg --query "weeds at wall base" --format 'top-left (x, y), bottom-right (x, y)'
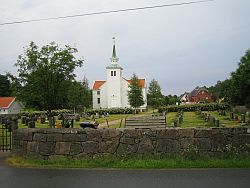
top-left (7, 154), bottom-right (250, 169)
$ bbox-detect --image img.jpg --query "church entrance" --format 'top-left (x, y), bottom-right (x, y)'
top-left (110, 95), bottom-right (118, 108)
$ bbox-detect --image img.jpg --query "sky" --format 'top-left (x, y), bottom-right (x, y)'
top-left (0, 0), bottom-right (249, 95)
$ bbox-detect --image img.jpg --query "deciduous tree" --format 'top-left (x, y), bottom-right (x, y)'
top-left (128, 73), bottom-right (144, 112)
top-left (147, 79), bottom-right (164, 112)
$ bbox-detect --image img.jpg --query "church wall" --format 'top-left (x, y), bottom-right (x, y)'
top-left (121, 78), bottom-right (130, 108)
top-left (106, 69), bottom-right (122, 108)
top-left (100, 83), bottom-right (107, 108)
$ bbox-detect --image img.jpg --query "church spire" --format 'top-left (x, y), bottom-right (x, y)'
top-left (111, 37), bottom-right (119, 63)
top-left (112, 37), bottom-right (117, 58)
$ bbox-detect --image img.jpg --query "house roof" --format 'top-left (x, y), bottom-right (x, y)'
top-left (93, 81), bottom-right (106, 90)
top-left (0, 97), bottom-right (15, 108)
top-left (126, 78), bottom-right (146, 88)
top-left (180, 92), bottom-right (189, 99)
top-left (189, 87), bottom-right (208, 97)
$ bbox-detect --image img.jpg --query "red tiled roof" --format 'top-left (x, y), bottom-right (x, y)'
top-left (126, 79), bottom-right (146, 88)
top-left (93, 81), bottom-right (106, 90)
top-left (0, 97), bottom-right (15, 108)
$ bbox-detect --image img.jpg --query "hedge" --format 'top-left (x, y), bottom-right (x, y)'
top-left (158, 103), bottom-right (230, 113)
top-left (87, 108), bottom-right (133, 115)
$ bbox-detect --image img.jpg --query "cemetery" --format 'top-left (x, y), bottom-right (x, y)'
top-left (1, 103), bottom-right (249, 160)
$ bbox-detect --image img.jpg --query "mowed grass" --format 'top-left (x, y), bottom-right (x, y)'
top-left (18, 114), bottom-right (129, 129)
top-left (166, 112), bottom-right (177, 127)
top-left (17, 111), bottom-right (242, 129)
top-left (8, 155), bottom-right (250, 169)
top-left (210, 111), bottom-right (241, 127)
top-left (182, 112), bottom-right (207, 128)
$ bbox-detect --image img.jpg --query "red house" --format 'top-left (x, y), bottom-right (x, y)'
top-left (188, 87), bottom-right (213, 103)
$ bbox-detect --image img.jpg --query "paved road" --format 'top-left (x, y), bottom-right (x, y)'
top-left (0, 164), bottom-right (249, 188)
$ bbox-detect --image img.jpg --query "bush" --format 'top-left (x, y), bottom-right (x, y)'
top-left (87, 108), bottom-right (133, 115)
top-left (158, 103), bottom-right (230, 113)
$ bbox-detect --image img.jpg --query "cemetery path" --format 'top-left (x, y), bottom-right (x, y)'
top-left (98, 119), bottom-right (122, 128)
top-left (0, 164), bottom-right (249, 188)
top-left (98, 114), bottom-right (152, 128)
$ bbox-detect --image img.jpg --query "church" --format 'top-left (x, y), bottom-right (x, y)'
top-left (92, 40), bottom-right (147, 110)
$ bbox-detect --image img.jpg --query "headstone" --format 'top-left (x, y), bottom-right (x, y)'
top-left (241, 114), bottom-right (246, 123)
top-left (231, 112), bottom-right (234, 120)
top-left (75, 114), bottom-right (80, 121)
top-left (21, 116), bottom-right (27, 124)
top-left (41, 116), bottom-right (45, 124)
top-left (28, 121), bottom-right (35, 128)
top-left (25, 118), bottom-right (30, 126)
top-left (215, 119), bottom-right (220, 127)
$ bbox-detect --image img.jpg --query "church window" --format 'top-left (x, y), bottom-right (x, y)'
top-left (111, 71), bottom-right (113, 76)
top-left (114, 71), bottom-right (116, 76)
top-left (97, 90), bottom-right (100, 95)
top-left (97, 98), bottom-right (100, 104)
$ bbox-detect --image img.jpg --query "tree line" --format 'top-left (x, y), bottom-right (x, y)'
top-left (207, 49), bottom-right (250, 107)
top-left (0, 42), bottom-right (92, 112)
top-left (1, 41), bottom-right (249, 112)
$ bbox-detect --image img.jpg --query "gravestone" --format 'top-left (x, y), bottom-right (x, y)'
top-left (241, 114), bottom-right (246, 123)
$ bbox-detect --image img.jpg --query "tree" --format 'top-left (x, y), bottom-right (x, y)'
top-left (68, 79), bottom-right (92, 112)
top-left (147, 79), bottom-right (164, 112)
top-left (128, 73), bottom-right (144, 112)
top-left (208, 49), bottom-right (250, 106)
top-left (0, 74), bottom-right (11, 97)
top-left (15, 41), bottom-right (84, 112)
top-left (229, 49), bottom-right (250, 106)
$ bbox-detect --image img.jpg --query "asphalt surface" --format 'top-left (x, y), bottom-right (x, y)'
top-left (0, 164), bottom-right (249, 188)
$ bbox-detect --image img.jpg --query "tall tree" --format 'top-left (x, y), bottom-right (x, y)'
top-left (128, 73), bottom-right (144, 112)
top-left (147, 79), bottom-right (164, 112)
top-left (0, 74), bottom-right (11, 97)
top-left (15, 41), bottom-right (84, 111)
top-left (229, 49), bottom-right (250, 105)
top-left (208, 49), bottom-right (250, 106)
top-left (68, 79), bottom-right (92, 112)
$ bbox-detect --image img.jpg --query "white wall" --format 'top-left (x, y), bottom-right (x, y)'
top-left (106, 68), bottom-right (122, 108)
top-left (0, 101), bottom-right (23, 114)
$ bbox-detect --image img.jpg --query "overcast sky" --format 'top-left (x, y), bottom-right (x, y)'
top-left (0, 0), bottom-right (249, 95)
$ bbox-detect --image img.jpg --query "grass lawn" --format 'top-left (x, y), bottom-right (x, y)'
top-left (210, 111), bottom-right (241, 127)
top-left (18, 114), bottom-right (130, 129)
top-left (182, 112), bottom-right (207, 128)
top-left (16, 111), bottom-right (242, 129)
top-left (166, 112), bottom-right (177, 127)
top-left (8, 155), bottom-right (250, 169)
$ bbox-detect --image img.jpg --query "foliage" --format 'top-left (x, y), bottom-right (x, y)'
top-left (67, 80), bottom-right (92, 111)
top-left (158, 103), bottom-right (230, 113)
top-left (87, 108), bottom-right (133, 115)
top-left (127, 73), bottom-right (145, 110)
top-left (147, 79), bottom-right (164, 111)
top-left (229, 49), bottom-right (250, 106)
top-left (19, 109), bottom-right (72, 117)
top-left (8, 155), bottom-right (250, 169)
top-left (15, 41), bottom-right (84, 110)
top-left (164, 95), bottom-right (180, 106)
top-left (0, 74), bottom-right (11, 97)
top-left (208, 49), bottom-right (250, 106)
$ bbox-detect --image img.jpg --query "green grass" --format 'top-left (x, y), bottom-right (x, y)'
top-left (8, 155), bottom-right (250, 169)
top-left (18, 114), bottom-right (129, 129)
top-left (210, 111), bottom-right (241, 127)
top-left (16, 111), bottom-right (242, 129)
top-left (182, 112), bottom-right (207, 128)
top-left (166, 112), bottom-right (177, 126)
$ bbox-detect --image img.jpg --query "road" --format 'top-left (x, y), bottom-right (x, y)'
top-left (0, 164), bottom-right (249, 188)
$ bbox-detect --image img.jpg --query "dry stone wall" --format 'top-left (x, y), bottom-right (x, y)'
top-left (12, 127), bottom-right (250, 159)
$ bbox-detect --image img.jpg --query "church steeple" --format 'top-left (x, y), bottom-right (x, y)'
top-left (110, 37), bottom-right (119, 63)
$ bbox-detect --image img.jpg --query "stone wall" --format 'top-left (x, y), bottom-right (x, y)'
top-left (12, 127), bottom-right (250, 159)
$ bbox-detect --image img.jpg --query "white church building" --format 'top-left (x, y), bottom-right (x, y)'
top-left (92, 40), bottom-right (147, 110)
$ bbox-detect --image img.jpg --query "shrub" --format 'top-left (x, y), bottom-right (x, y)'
top-left (158, 103), bottom-right (230, 113)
